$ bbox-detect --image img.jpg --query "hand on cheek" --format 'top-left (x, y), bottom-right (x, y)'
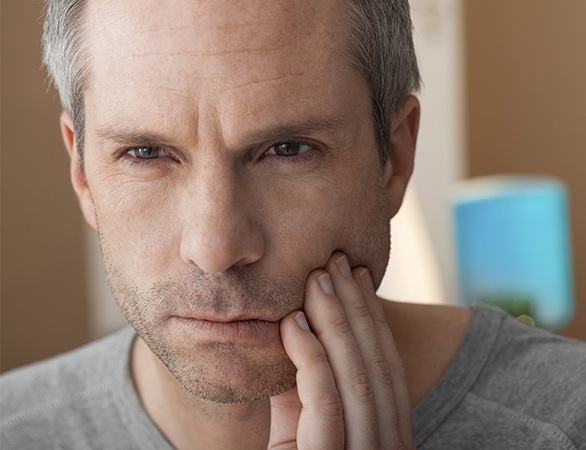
top-left (269, 253), bottom-right (415, 449)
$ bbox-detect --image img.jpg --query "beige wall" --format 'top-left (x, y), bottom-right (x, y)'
top-left (464, 1), bottom-right (586, 340)
top-left (1, 1), bottom-right (90, 372)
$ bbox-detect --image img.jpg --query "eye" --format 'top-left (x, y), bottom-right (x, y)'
top-left (127, 146), bottom-right (167, 159)
top-left (265, 141), bottom-right (313, 157)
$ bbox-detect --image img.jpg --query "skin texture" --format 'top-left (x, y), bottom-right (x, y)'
top-left (70, 0), bottom-right (406, 402)
top-left (58, 0), bottom-right (469, 448)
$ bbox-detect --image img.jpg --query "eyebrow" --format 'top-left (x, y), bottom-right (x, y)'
top-left (94, 115), bottom-right (349, 149)
top-left (95, 127), bottom-right (178, 147)
top-left (238, 115), bottom-right (349, 144)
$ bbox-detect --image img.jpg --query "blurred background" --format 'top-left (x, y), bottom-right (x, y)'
top-left (2, 0), bottom-right (586, 373)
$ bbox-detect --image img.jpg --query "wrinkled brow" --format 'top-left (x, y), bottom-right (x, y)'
top-left (95, 127), bottom-right (175, 146)
top-left (94, 115), bottom-right (349, 148)
top-left (235, 116), bottom-right (349, 145)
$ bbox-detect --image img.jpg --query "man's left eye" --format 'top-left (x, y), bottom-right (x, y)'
top-left (127, 146), bottom-right (166, 159)
top-left (266, 142), bottom-right (312, 157)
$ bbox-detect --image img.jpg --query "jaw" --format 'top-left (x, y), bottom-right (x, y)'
top-left (132, 326), bottom-right (297, 407)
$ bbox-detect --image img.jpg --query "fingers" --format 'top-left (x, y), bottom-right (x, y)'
top-left (356, 267), bottom-right (414, 446)
top-left (303, 269), bottom-right (379, 448)
top-left (322, 256), bottom-right (399, 447)
top-left (270, 310), bottom-right (344, 450)
top-left (270, 252), bottom-right (414, 449)
top-left (307, 252), bottom-right (414, 449)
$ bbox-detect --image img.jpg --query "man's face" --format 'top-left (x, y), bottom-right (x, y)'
top-left (74, 0), bottom-right (409, 403)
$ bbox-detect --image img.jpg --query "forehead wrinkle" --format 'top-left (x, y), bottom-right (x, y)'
top-left (87, 0), bottom-right (347, 52)
top-left (219, 72), bottom-right (305, 98)
top-left (87, 86), bottom-right (197, 129)
top-left (89, 1), bottom-right (323, 56)
top-left (85, 0), bottom-right (349, 89)
top-left (127, 43), bottom-right (299, 59)
top-left (97, 84), bottom-right (197, 99)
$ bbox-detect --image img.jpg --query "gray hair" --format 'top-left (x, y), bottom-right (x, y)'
top-left (346, 0), bottom-right (421, 163)
top-left (42, 0), bottom-right (420, 164)
top-left (42, 0), bottom-right (88, 162)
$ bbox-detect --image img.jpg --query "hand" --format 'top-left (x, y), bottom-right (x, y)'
top-left (268, 252), bottom-right (415, 449)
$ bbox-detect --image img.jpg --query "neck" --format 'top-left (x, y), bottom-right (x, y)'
top-left (381, 300), bottom-right (472, 407)
top-left (131, 337), bottom-right (271, 450)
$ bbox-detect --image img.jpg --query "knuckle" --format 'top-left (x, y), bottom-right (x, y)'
top-left (372, 357), bottom-right (394, 387)
top-left (347, 369), bottom-right (374, 402)
top-left (393, 359), bottom-right (408, 382)
top-left (306, 351), bottom-right (330, 367)
top-left (373, 314), bottom-right (389, 329)
top-left (320, 394), bottom-right (344, 419)
top-left (348, 294), bottom-right (370, 319)
top-left (329, 315), bottom-right (351, 335)
top-left (306, 390), bottom-right (344, 419)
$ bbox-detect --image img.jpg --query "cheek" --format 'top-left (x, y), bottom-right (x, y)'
top-left (264, 172), bottom-right (390, 278)
top-left (90, 177), bottom-right (182, 283)
top-left (265, 202), bottom-right (339, 275)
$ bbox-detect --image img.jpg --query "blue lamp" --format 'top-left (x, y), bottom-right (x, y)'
top-left (451, 175), bottom-right (574, 329)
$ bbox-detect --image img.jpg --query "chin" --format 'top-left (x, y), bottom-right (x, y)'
top-left (181, 365), bottom-right (297, 404)
top-left (151, 335), bottom-right (298, 404)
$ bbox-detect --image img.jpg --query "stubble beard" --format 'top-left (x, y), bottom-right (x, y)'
top-left (99, 246), bottom-right (301, 403)
top-left (95, 180), bottom-right (392, 404)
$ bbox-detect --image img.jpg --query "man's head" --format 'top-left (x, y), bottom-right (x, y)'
top-left (43, 0), bottom-right (420, 403)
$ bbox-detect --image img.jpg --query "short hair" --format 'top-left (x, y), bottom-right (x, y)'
top-left (42, 0), bottom-right (420, 164)
top-left (42, 0), bottom-right (88, 163)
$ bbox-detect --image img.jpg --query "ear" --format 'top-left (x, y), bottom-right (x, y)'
top-left (384, 95), bottom-right (420, 217)
top-left (60, 112), bottom-right (97, 230)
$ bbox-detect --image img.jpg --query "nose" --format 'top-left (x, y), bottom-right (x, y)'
top-left (179, 163), bottom-right (265, 274)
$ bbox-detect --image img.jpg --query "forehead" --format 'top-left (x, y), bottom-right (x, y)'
top-left (83, 0), bottom-right (361, 134)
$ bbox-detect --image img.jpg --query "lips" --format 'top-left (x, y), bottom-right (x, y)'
top-left (174, 312), bottom-right (283, 322)
top-left (171, 315), bottom-right (281, 343)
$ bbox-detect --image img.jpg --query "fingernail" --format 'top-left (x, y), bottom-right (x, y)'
top-left (295, 312), bottom-right (311, 331)
top-left (359, 268), bottom-right (375, 294)
top-left (318, 274), bottom-right (335, 296)
top-left (335, 255), bottom-right (353, 281)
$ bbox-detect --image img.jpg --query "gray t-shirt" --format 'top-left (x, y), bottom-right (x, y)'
top-left (1, 305), bottom-right (585, 449)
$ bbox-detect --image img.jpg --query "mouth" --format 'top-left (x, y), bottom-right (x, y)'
top-left (171, 315), bottom-right (281, 343)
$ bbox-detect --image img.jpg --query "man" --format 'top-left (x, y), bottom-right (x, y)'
top-left (1, 0), bottom-right (585, 448)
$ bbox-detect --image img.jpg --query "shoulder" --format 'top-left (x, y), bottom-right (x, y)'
top-left (477, 306), bottom-right (586, 414)
top-left (467, 306), bottom-right (586, 448)
top-left (410, 304), bottom-right (586, 449)
top-left (0, 327), bottom-right (135, 414)
top-left (477, 304), bottom-right (586, 389)
top-left (0, 327), bottom-right (137, 448)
